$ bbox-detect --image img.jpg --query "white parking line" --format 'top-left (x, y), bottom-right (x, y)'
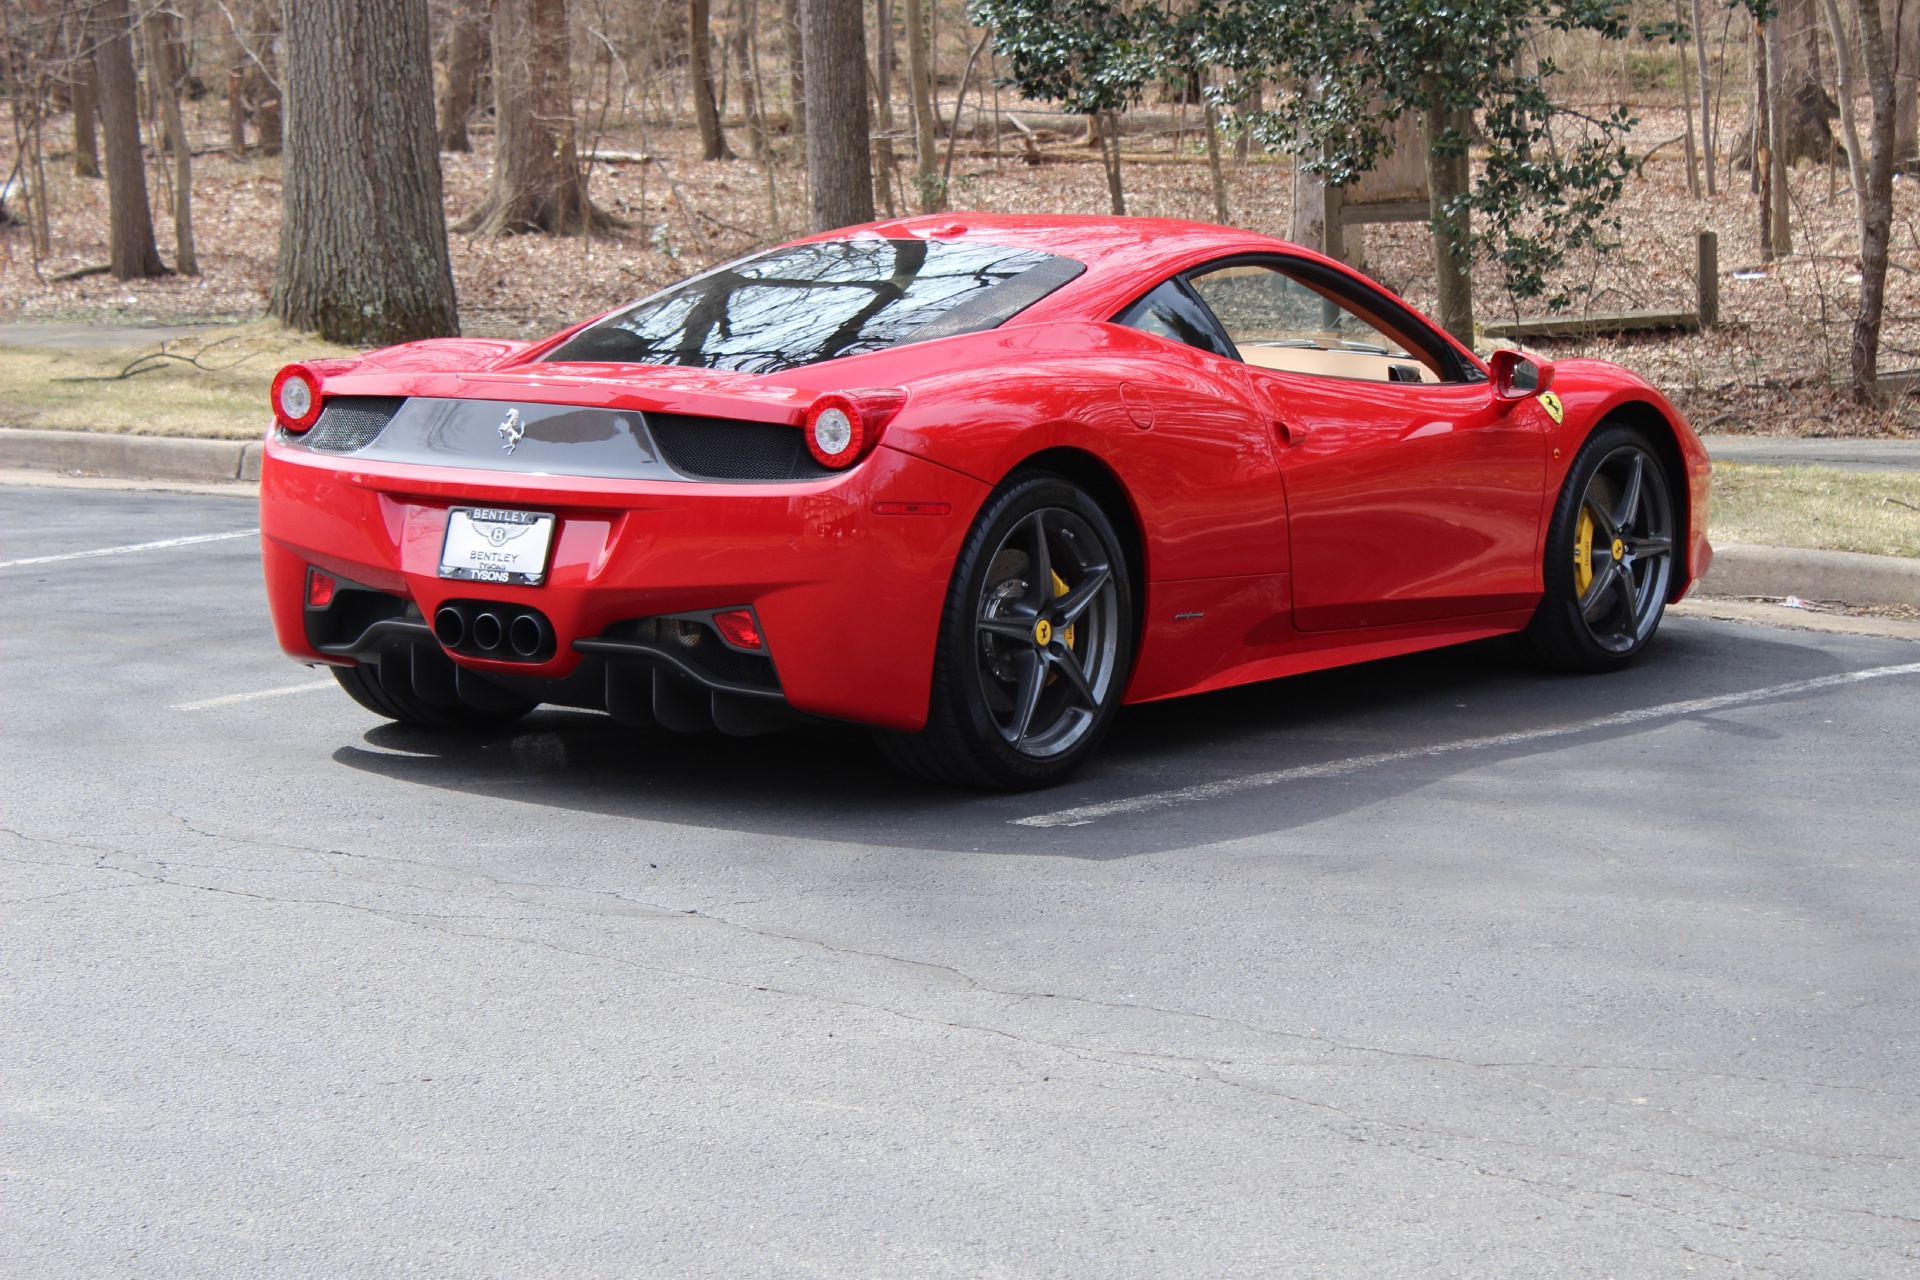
top-left (1015, 661), bottom-right (1920, 828)
top-left (172, 679), bottom-right (335, 712)
top-left (0, 527), bottom-right (259, 569)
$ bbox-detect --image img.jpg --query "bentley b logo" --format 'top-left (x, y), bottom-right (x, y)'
top-left (497, 407), bottom-right (525, 453)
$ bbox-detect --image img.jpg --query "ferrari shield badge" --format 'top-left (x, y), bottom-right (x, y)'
top-left (1537, 391), bottom-right (1565, 424)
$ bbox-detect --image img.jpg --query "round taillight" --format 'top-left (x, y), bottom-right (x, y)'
top-left (803, 388), bottom-right (907, 469)
top-left (270, 365), bottom-right (323, 432)
top-left (805, 396), bottom-right (864, 468)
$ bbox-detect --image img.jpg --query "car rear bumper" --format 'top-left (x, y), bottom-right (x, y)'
top-left (260, 440), bottom-right (988, 731)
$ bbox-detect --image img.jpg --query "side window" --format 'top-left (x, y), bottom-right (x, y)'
top-left (1184, 263), bottom-right (1445, 384)
top-left (1113, 279), bottom-right (1237, 361)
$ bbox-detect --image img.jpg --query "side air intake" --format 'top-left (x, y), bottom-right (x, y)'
top-left (647, 414), bottom-right (835, 481)
top-left (300, 397), bottom-right (406, 454)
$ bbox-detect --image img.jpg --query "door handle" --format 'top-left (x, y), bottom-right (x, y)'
top-left (1273, 419), bottom-right (1310, 446)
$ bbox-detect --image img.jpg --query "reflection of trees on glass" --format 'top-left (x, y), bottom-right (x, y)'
top-left (547, 239), bottom-right (1069, 373)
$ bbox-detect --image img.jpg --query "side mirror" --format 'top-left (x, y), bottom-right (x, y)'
top-left (1488, 348), bottom-right (1554, 403)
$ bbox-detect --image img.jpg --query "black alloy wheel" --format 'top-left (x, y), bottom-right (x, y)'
top-left (874, 474), bottom-right (1134, 789)
top-left (1523, 424), bottom-right (1677, 672)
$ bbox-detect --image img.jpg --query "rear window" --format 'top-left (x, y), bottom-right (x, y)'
top-left (544, 238), bottom-right (1085, 374)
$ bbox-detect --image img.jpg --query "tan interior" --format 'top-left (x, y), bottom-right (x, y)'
top-left (1235, 342), bottom-right (1441, 384)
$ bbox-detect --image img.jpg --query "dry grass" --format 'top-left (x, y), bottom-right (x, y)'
top-left (0, 322), bottom-right (355, 439)
top-left (1710, 463), bottom-right (1920, 557)
top-left (4, 102), bottom-right (1919, 438)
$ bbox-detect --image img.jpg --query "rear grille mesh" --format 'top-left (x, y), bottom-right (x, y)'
top-left (302, 396), bottom-right (406, 453)
top-left (647, 413), bottom-right (833, 481)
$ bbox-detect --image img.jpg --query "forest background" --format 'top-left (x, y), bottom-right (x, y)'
top-left (3, 0), bottom-right (1920, 442)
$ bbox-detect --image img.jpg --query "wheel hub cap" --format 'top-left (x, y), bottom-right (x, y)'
top-left (1033, 618), bottom-right (1053, 646)
top-left (1611, 536), bottom-right (1626, 562)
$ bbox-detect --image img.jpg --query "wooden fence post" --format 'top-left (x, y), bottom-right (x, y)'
top-left (1697, 229), bottom-right (1719, 328)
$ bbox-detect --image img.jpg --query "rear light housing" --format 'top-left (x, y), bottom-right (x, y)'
top-left (271, 363), bottom-right (325, 432)
top-left (305, 568), bottom-right (336, 608)
top-left (711, 608), bottom-right (765, 651)
top-left (804, 387), bottom-right (907, 468)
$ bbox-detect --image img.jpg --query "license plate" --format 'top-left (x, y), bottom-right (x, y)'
top-left (438, 507), bottom-right (556, 586)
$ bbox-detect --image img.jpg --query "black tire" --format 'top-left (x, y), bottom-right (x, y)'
top-left (331, 656), bottom-right (534, 730)
top-left (873, 474), bottom-right (1135, 790)
top-left (1521, 423), bottom-right (1677, 673)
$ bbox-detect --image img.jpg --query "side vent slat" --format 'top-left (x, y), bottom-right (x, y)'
top-left (646, 413), bottom-right (833, 481)
top-left (302, 396), bottom-right (407, 454)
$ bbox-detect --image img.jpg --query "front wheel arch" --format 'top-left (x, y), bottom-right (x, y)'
top-left (1574, 400), bottom-right (1692, 601)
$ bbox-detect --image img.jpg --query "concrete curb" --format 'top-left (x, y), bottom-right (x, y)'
top-left (1670, 598), bottom-right (1920, 642)
top-left (0, 427), bottom-right (261, 483)
top-left (3, 429), bottom-right (1917, 606)
top-left (1701, 542), bottom-right (1920, 610)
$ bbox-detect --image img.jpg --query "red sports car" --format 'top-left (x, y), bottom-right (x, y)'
top-left (261, 214), bottom-right (1712, 788)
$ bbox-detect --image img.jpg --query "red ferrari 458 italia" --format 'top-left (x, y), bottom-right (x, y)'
top-left (261, 214), bottom-right (1712, 788)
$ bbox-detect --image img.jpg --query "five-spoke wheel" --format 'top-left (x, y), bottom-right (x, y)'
top-left (875, 474), bottom-right (1133, 789)
top-left (973, 506), bottom-right (1122, 758)
top-left (1525, 424), bottom-right (1676, 671)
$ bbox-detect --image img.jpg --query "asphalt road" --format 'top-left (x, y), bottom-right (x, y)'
top-left (5, 483), bottom-right (1918, 1279)
top-left (1701, 435), bottom-right (1920, 473)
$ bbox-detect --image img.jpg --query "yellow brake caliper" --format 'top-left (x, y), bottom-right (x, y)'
top-left (1040, 570), bottom-right (1076, 686)
top-left (1574, 507), bottom-right (1595, 596)
top-left (1052, 570), bottom-right (1075, 651)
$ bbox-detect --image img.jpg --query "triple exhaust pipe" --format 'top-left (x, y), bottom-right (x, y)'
top-left (433, 600), bottom-right (554, 663)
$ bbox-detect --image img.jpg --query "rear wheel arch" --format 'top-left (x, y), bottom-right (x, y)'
top-left (1000, 446), bottom-right (1148, 650)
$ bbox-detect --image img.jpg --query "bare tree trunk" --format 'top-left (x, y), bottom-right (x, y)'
top-left (459, 0), bottom-right (602, 234)
top-left (782, 0), bottom-right (804, 138)
top-left (730, 0), bottom-right (755, 154)
top-left (1202, 69), bottom-right (1228, 222)
top-left (1693, 0), bottom-right (1718, 192)
top-left (1766, 16), bottom-right (1795, 252)
top-left (71, 54), bottom-right (99, 177)
top-left (218, 10), bottom-right (246, 156)
top-left (1235, 82), bottom-right (1261, 164)
top-left (144, 8), bottom-right (196, 276)
top-left (690, 0), bottom-right (733, 159)
top-left (1772, 0), bottom-right (1837, 163)
top-left (874, 0), bottom-right (899, 215)
top-left (1679, 0), bottom-right (1701, 194)
top-left (940, 27), bottom-right (988, 188)
top-left (270, 0), bottom-right (458, 344)
top-left (247, 0), bottom-right (282, 154)
top-left (904, 0), bottom-right (940, 210)
top-left (1424, 104), bottom-right (1474, 348)
top-left (1827, 0), bottom-right (1869, 221)
top-left (439, 1), bottom-right (485, 152)
top-left (92, 0), bottom-right (164, 279)
top-left (1098, 111), bottom-right (1125, 214)
top-left (1852, 0), bottom-right (1897, 396)
top-left (803, 0), bottom-right (873, 229)
top-left (1889, 0), bottom-right (1918, 160)
top-left (1756, 23), bottom-right (1776, 253)
top-left (1289, 159), bottom-right (1325, 249)
top-left (745, 0), bottom-right (783, 231)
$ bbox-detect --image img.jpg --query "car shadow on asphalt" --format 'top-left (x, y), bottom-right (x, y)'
top-left (328, 617), bottom-right (1883, 857)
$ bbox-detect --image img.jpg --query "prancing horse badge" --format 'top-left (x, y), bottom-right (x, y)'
top-left (1537, 391), bottom-right (1565, 424)
top-left (497, 407), bottom-right (525, 453)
